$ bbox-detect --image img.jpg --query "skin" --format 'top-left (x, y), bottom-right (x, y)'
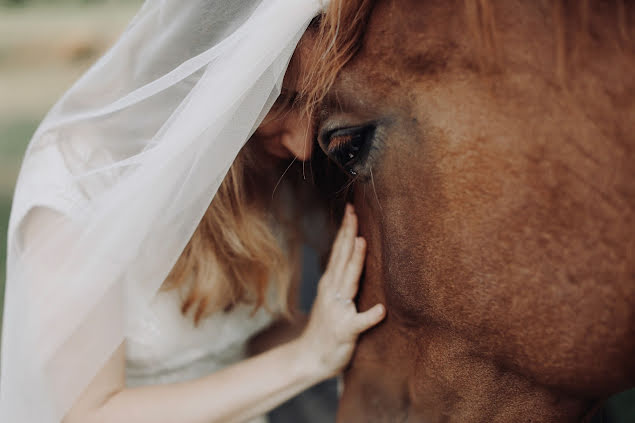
top-left (258, 106), bottom-right (314, 161)
top-left (281, 0), bottom-right (635, 421)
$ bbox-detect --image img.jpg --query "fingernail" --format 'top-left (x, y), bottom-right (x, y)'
top-left (377, 304), bottom-right (385, 315)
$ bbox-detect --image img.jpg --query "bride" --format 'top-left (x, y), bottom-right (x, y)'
top-left (0, 0), bottom-right (385, 422)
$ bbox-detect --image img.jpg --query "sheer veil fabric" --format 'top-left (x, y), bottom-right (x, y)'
top-left (0, 0), bottom-right (326, 421)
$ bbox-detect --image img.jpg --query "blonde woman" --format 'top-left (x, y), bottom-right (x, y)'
top-left (64, 202), bottom-right (383, 423)
top-left (0, 0), bottom-right (385, 422)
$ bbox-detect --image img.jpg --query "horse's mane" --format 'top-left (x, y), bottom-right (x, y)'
top-left (300, 0), bottom-right (633, 107)
top-left (299, 0), bottom-right (374, 116)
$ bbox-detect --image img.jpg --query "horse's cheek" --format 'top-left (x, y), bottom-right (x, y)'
top-left (337, 319), bottom-right (415, 423)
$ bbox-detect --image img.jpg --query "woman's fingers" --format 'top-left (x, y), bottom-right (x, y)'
top-left (353, 304), bottom-right (386, 334)
top-left (326, 204), bottom-right (358, 276)
top-left (335, 206), bottom-right (358, 272)
top-left (339, 237), bottom-right (366, 299)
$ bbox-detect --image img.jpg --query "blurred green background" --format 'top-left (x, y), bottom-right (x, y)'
top-left (0, 1), bottom-right (633, 422)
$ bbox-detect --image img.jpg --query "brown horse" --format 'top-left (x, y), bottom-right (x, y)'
top-left (283, 0), bottom-right (635, 421)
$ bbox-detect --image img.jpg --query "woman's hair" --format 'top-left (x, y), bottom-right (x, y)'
top-left (162, 142), bottom-right (298, 325)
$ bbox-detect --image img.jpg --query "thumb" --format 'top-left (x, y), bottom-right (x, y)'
top-left (353, 303), bottom-right (386, 333)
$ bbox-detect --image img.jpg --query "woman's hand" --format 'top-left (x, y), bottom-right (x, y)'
top-left (298, 204), bottom-right (386, 379)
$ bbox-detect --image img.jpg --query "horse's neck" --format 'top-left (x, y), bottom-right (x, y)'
top-left (416, 325), bottom-right (599, 421)
top-left (345, 321), bottom-right (599, 423)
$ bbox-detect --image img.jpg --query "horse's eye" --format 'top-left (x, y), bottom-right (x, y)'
top-left (322, 125), bottom-right (376, 176)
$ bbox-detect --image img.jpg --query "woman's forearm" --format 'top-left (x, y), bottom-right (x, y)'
top-left (90, 340), bottom-right (323, 423)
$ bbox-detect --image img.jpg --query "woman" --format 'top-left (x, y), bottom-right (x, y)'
top-left (63, 204), bottom-right (382, 423)
top-left (0, 0), bottom-right (384, 422)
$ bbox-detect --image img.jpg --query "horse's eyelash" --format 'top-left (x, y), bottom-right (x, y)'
top-left (325, 125), bottom-right (375, 150)
top-left (327, 134), bottom-right (355, 154)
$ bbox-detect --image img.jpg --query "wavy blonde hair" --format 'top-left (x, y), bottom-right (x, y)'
top-left (162, 142), bottom-right (299, 324)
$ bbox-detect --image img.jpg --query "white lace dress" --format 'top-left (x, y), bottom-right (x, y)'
top-left (125, 288), bottom-right (277, 423)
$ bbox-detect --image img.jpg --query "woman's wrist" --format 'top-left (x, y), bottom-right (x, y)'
top-left (287, 336), bottom-right (332, 384)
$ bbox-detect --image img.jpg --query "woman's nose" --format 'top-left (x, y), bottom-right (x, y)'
top-left (259, 108), bottom-right (313, 161)
top-left (280, 125), bottom-right (312, 161)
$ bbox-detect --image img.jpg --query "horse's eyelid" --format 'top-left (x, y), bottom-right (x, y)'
top-left (323, 125), bottom-right (373, 145)
top-left (327, 134), bottom-right (356, 154)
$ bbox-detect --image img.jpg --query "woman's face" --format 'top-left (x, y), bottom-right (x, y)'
top-left (252, 40), bottom-right (318, 162)
top-left (253, 103), bottom-right (313, 161)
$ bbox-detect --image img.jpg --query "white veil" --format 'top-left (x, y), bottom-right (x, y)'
top-left (0, 0), bottom-right (325, 421)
